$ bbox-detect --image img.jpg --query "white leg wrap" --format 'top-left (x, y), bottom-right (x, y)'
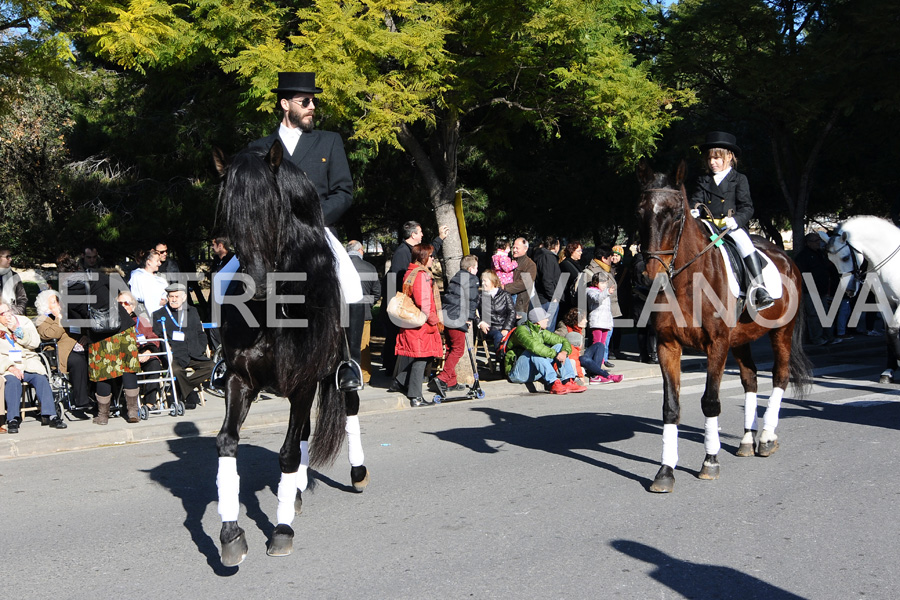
top-left (763, 387), bottom-right (784, 433)
top-left (661, 424), bottom-right (679, 468)
top-left (346, 415), bottom-right (365, 467)
top-left (296, 440), bottom-right (309, 492)
top-left (744, 392), bottom-right (758, 431)
top-left (704, 417), bottom-right (721, 456)
top-left (276, 471), bottom-right (298, 526)
top-left (217, 457), bottom-right (240, 522)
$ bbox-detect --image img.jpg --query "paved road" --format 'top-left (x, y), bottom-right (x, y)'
top-left (1, 341), bottom-right (898, 599)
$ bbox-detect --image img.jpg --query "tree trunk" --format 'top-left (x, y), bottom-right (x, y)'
top-left (397, 120), bottom-right (464, 280)
top-left (396, 119), bottom-right (473, 384)
top-left (770, 108), bottom-right (839, 251)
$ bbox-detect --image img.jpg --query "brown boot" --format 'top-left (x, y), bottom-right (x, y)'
top-left (124, 389), bottom-right (141, 423)
top-left (93, 395), bottom-right (111, 425)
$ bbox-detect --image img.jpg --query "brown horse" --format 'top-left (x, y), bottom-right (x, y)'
top-left (636, 160), bottom-right (810, 493)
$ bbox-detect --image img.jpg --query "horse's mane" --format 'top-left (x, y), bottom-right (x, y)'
top-left (217, 145), bottom-right (342, 393)
top-left (839, 215), bottom-right (900, 241)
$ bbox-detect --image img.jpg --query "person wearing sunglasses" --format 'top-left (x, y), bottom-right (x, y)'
top-left (153, 241), bottom-right (180, 276)
top-left (247, 71), bottom-right (353, 228)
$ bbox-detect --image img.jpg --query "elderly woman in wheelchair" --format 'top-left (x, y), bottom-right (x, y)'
top-left (34, 289), bottom-right (92, 420)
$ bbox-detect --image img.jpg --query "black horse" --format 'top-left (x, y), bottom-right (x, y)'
top-left (212, 141), bottom-right (348, 566)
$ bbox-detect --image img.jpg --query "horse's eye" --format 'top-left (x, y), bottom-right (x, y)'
top-left (841, 256), bottom-right (850, 262)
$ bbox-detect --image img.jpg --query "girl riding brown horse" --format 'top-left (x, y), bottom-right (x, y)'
top-left (637, 158), bottom-right (810, 493)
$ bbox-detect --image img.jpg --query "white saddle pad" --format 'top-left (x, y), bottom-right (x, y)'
top-left (699, 222), bottom-right (783, 301)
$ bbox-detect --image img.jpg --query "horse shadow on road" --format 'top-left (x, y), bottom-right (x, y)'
top-left (142, 422), bottom-right (281, 576)
top-left (611, 540), bottom-right (807, 599)
top-left (781, 395), bottom-right (900, 431)
top-left (429, 406), bottom-right (723, 487)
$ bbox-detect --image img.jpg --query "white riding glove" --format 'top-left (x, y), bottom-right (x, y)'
top-left (724, 216), bottom-right (739, 230)
top-left (690, 209), bottom-right (700, 218)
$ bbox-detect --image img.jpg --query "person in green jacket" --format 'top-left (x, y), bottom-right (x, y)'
top-left (504, 308), bottom-right (586, 395)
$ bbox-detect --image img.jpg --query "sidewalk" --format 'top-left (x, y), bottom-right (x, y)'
top-left (0, 333), bottom-right (875, 460)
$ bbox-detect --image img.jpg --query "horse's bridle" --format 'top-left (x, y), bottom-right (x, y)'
top-left (642, 187), bottom-right (726, 280)
top-left (831, 233), bottom-right (900, 277)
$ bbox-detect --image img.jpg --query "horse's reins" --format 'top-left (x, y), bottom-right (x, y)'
top-left (642, 188), bottom-right (729, 280)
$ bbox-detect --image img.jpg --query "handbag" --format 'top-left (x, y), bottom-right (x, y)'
top-left (386, 268), bottom-right (428, 328)
top-left (88, 306), bottom-right (119, 334)
top-left (84, 280), bottom-right (119, 334)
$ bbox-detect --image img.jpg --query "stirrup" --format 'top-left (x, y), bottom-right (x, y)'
top-left (336, 359), bottom-right (364, 392)
top-left (749, 286), bottom-right (775, 310)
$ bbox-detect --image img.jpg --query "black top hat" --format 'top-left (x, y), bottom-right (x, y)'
top-left (271, 72), bottom-right (323, 95)
top-left (700, 131), bottom-right (741, 155)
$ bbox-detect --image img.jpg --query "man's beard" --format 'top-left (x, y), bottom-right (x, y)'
top-left (288, 106), bottom-right (315, 132)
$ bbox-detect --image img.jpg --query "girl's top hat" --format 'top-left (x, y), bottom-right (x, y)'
top-left (700, 131), bottom-right (741, 155)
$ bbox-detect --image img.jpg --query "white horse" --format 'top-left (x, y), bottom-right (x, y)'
top-left (825, 216), bottom-right (900, 382)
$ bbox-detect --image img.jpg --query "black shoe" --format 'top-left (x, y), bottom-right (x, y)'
top-left (184, 390), bottom-right (200, 410)
top-left (69, 408), bottom-right (90, 420)
top-left (447, 383), bottom-right (465, 392)
top-left (389, 381), bottom-right (406, 394)
top-left (427, 377), bottom-right (447, 397)
top-left (409, 396), bottom-right (433, 407)
top-left (337, 361), bottom-right (363, 392)
top-left (50, 418), bottom-right (67, 429)
top-left (7, 418), bottom-right (20, 434)
top-left (604, 361), bottom-right (615, 368)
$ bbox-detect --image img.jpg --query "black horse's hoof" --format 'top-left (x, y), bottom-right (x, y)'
top-left (294, 490), bottom-right (303, 515)
top-left (267, 524), bottom-right (294, 557)
top-left (756, 438), bottom-right (779, 457)
top-left (220, 525), bottom-right (248, 567)
top-left (697, 455), bottom-right (720, 480)
top-left (879, 374), bottom-right (893, 384)
top-left (649, 465), bottom-right (675, 493)
top-left (351, 465), bottom-right (370, 493)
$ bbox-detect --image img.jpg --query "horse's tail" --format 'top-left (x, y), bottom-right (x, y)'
top-left (789, 302), bottom-right (813, 398)
top-left (309, 375), bottom-right (347, 469)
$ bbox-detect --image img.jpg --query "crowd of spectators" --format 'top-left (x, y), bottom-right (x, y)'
top-left (0, 240), bottom-right (223, 434)
top-left (0, 220), bottom-right (879, 432)
top-left (377, 226), bottom-right (647, 407)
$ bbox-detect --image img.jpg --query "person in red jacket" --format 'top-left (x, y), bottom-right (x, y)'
top-left (393, 244), bottom-right (444, 407)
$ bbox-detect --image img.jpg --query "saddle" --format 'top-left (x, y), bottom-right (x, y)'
top-left (695, 219), bottom-right (782, 312)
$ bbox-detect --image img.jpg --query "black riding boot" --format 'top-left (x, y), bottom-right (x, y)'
top-left (743, 253), bottom-right (775, 310)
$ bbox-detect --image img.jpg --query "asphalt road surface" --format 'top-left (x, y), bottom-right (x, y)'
top-left (2, 346), bottom-right (898, 599)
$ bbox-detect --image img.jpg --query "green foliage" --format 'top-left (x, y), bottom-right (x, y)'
top-left (0, 0), bottom-right (76, 116)
top-left (0, 76), bottom-right (74, 262)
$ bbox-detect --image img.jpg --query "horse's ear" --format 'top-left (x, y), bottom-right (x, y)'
top-left (212, 147), bottom-right (228, 178)
top-left (637, 158), bottom-right (654, 186)
top-left (266, 140), bottom-right (284, 173)
top-left (674, 159), bottom-right (687, 187)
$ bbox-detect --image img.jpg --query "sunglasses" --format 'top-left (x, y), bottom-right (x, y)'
top-left (290, 97), bottom-right (317, 108)
top-left (118, 300), bottom-right (133, 307)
